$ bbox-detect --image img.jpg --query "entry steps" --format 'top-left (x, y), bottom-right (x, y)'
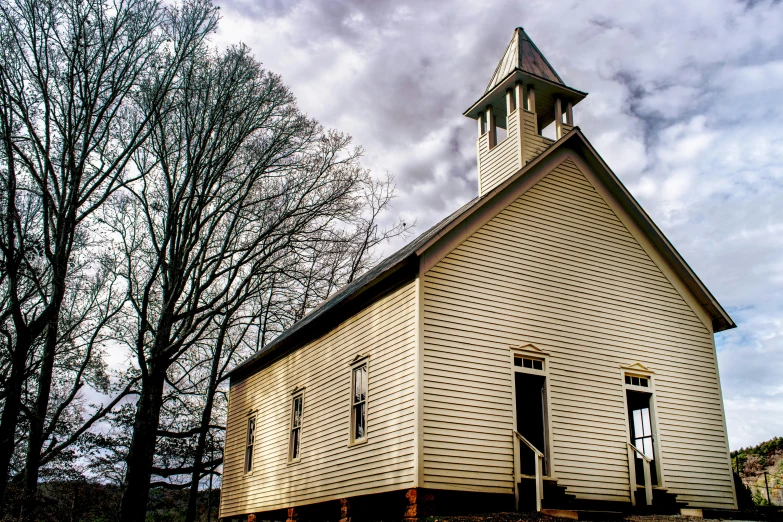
top-left (518, 477), bottom-right (687, 516)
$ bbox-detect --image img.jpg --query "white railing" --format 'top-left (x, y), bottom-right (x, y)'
top-left (513, 429), bottom-right (545, 512)
top-left (627, 442), bottom-right (653, 506)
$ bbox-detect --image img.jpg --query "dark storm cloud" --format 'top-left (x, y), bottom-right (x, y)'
top-left (215, 0), bottom-right (783, 448)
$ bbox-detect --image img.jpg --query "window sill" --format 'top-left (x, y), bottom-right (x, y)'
top-left (287, 458), bottom-right (302, 466)
top-left (348, 437), bottom-right (368, 448)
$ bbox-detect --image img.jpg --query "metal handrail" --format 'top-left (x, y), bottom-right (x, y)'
top-left (513, 429), bottom-right (544, 512)
top-left (627, 442), bottom-right (653, 506)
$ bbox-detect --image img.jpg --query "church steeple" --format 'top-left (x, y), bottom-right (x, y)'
top-left (485, 27), bottom-right (564, 93)
top-left (464, 28), bottom-right (588, 196)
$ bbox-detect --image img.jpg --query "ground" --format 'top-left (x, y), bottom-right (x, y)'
top-left (416, 513), bottom-right (783, 522)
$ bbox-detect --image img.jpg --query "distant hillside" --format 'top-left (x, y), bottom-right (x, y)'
top-left (732, 436), bottom-right (783, 506)
top-left (732, 436), bottom-right (783, 461)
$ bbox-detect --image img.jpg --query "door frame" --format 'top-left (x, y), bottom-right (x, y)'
top-left (509, 343), bottom-right (556, 479)
top-left (619, 363), bottom-right (665, 488)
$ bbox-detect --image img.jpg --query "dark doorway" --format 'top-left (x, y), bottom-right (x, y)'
top-left (626, 390), bottom-right (658, 486)
top-left (515, 372), bottom-right (548, 476)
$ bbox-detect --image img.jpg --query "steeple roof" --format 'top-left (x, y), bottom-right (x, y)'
top-left (486, 27), bottom-right (563, 93)
top-left (465, 27), bottom-right (585, 129)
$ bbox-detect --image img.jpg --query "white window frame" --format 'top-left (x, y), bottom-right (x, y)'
top-left (349, 355), bottom-right (370, 446)
top-left (288, 389), bottom-right (305, 463)
top-left (244, 412), bottom-right (257, 474)
top-left (620, 364), bottom-right (665, 487)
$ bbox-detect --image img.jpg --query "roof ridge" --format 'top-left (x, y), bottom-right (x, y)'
top-left (485, 28), bottom-right (520, 93)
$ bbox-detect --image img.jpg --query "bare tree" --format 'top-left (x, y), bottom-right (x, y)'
top-left (161, 176), bottom-right (406, 522)
top-left (0, 0), bottom-right (218, 514)
top-left (103, 42), bottom-right (407, 522)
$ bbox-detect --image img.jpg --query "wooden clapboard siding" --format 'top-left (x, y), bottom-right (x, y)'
top-left (478, 108), bottom-right (560, 198)
top-left (523, 110), bottom-right (553, 161)
top-left (421, 157), bottom-right (734, 507)
top-left (220, 281), bottom-right (417, 518)
top-left (479, 116), bottom-right (521, 195)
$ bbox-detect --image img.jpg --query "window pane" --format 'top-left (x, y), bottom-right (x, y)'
top-left (533, 360), bottom-right (543, 370)
top-left (643, 437), bottom-right (654, 460)
top-left (632, 376), bottom-right (640, 386)
top-left (640, 378), bottom-right (648, 387)
top-left (625, 375), bottom-right (631, 385)
top-left (245, 446), bottom-right (253, 472)
top-left (247, 418), bottom-right (255, 446)
top-left (354, 365), bottom-right (368, 403)
top-left (291, 428), bottom-right (300, 460)
top-left (633, 409), bottom-right (643, 438)
top-left (640, 407), bottom-right (651, 436)
top-left (245, 418), bottom-right (255, 472)
top-left (523, 359), bottom-right (533, 368)
top-left (293, 396), bottom-right (302, 428)
top-left (353, 367), bottom-right (360, 403)
top-left (514, 358), bottom-right (522, 367)
top-left (354, 402), bottom-right (366, 440)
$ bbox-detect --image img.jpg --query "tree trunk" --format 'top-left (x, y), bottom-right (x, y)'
top-left (184, 334), bottom-right (224, 522)
top-left (0, 96), bottom-right (36, 513)
top-left (0, 333), bottom-right (33, 513)
top-left (119, 366), bottom-right (167, 522)
top-left (20, 203), bottom-right (71, 517)
top-left (21, 302), bottom-right (62, 520)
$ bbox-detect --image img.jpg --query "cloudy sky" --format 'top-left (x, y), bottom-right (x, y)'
top-left (214, 0), bottom-right (783, 450)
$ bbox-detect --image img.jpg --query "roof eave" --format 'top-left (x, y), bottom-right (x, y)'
top-left (465, 69), bottom-right (588, 120)
top-left (227, 253), bottom-right (419, 383)
top-left (567, 131), bottom-right (736, 332)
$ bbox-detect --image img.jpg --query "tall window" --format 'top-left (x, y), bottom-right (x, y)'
top-left (289, 393), bottom-right (303, 461)
top-left (351, 363), bottom-right (368, 443)
top-left (244, 417), bottom-right (255, 473)
top-left (625, 371), bottom-right (659, 486)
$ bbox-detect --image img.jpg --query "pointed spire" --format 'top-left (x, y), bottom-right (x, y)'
top-left (485, 28), bottom-right (563, 93)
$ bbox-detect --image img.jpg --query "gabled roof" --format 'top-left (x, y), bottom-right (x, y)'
top-left (486, 27), bottom-right (563, 93)
top-left (229, 129), bottom-right (735, 382)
